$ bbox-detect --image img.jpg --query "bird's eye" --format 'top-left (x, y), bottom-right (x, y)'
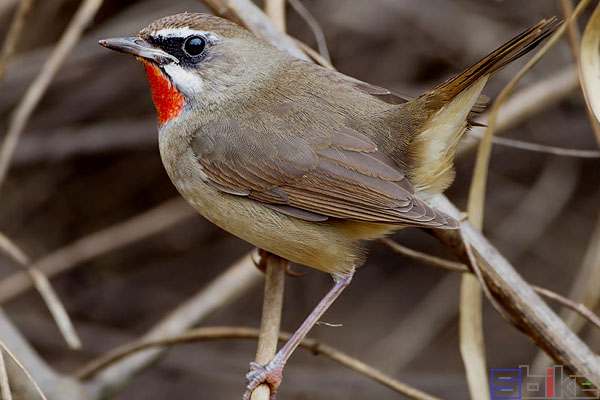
top-left (183, 36), bottom-right (206, 57)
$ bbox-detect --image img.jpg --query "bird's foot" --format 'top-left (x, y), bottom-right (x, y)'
top-left (252, 249), bottom-right (304, 278)
top-left (243, 360), bottom-right (283, 400)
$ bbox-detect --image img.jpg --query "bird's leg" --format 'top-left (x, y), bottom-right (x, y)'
top-left (243, 271), bottom-right (354, 400)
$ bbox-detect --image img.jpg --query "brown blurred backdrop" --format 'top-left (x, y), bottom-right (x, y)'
top-left (1, 0), bottom-right (599, 399)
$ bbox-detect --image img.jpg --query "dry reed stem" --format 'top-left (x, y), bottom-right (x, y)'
top-left (0, 0), bottom-right (104, 190)
top-left (468, 7), bottom-right (584, 227)
top-left (76, 326), bottom-right (442, 400)
top-left (82, 252), bottom-right (263, 399)
top-left (430, 194), bottom-right (600, 388)
top-left (0, 232), bottom-right (81, 349)
top-left (576, 1), bottom-right (600, 143)
top-left (0, 198), bottom-right (195, 305)
top-left (458, 269), bottom-right (488, 399)
top-left (460, 10), bottom-right (580, 399)
top-left (265, 0), bottom-right (286, 32)
top-left (0, 0), bottom-right (35, 83)
top-left (251, 255), bottom-right (286, 400)
top-left (562, 0), bottom-right (600, 144)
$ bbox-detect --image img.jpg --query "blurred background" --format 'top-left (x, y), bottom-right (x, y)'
top-left (0, 0), bottom-right (599, 399)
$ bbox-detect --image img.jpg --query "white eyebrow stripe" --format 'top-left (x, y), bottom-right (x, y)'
top-left (154, 27), bottom-right (219, 43)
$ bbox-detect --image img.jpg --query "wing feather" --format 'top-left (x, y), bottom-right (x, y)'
top-left (191, 118), bottom-right (456, 228)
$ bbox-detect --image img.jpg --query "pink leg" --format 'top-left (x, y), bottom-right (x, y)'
top-left (243, 272), bottom-right (354, 400)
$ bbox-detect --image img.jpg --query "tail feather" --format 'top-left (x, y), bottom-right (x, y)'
top-left (434, 18), bottom-right (559, 99)
top-left (407, 18), bottom-right (559, 195)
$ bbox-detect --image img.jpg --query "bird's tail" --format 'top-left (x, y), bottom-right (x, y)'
top-left (407, 18), bottom-right (558, 195)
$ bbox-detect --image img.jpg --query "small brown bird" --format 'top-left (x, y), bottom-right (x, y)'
top-left (100, 13), bottom-right (556, 399)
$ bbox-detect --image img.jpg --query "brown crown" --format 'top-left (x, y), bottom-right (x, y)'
top-left (139, 12), bottom-right (250, 39)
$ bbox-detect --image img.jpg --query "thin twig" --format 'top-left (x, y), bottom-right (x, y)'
top-left (531, 285), bottom-right (600, 330)
top-left (458, 66), bottom-right (580, 157)
top-left (294, 39), bottom-right (335, 69)
top-left (76, 326), bottom-right (442, 400)
top-left (0, 0), bottom-right (105, 190)
top-left (467, 131), bottom-right (600, 158)
top-left (251, 254), bottom-right (286, 400)
top-left (0, 198), bottom-right (196, 305)
top-left (0, 340), bottom-right (47, 400)
top-left (0, 309), bottom-right (89, 400)
top-left (288, 0), bottom-right (331, 63)
top-left (0, 347), bottom-right (12, 400)
top-left (381, 237), bottom-right (600, 331)
top-left (0, 0), bottom-right (35, 83)
top-left (0, 232), bottom-right (81, 349)
top-left (379, 238), bottom-right (468, 272)
top-left (82, 252), bottom-right (263, 399)
top-left (532, 209), bottom-right (600, 370)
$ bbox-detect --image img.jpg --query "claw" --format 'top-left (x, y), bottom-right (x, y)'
top-left (243, 359), bottom-right (283, 400)
top-left (252, 249), bottom-right (304, 278)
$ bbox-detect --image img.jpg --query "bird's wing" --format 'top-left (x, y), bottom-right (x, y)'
top-left (190, 117), bottom-right (456, 227)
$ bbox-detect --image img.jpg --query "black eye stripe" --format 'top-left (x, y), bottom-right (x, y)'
top-left (147, 35), bottom-right (208, 65)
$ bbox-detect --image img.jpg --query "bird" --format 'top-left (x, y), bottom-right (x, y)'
top-left (99, 13), bottom-right (556, 399)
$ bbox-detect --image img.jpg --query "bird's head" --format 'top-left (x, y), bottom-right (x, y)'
top-left (99, 13), bottom-right (278, 126)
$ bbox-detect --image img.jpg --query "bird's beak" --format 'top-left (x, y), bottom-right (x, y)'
top-left (98, 37), bottom-right (179, 64)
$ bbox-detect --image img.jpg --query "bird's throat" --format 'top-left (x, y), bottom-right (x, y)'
top-left (142, 60), bottom-right (184, 125)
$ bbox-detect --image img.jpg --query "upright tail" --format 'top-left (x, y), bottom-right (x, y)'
top-left (406, 18), bottom-right (559, 195)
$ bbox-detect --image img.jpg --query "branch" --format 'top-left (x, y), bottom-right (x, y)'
top-left (429, 195), bottom-right (600, 387)
top-left (251, 254), bottom-right (286, 400)
top-left (76, 326), bottom-right (442, 400)
top-left (0, 0), bottom-right (35, 83)
top-left (0, 232), bottom-right (81, 349)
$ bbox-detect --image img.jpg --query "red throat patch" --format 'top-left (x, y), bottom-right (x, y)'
top-left (141, 60), bottom-right (184, 125)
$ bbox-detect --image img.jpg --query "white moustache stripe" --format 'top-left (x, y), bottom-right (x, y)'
top-left (164, 64), bottom-right (204, 93)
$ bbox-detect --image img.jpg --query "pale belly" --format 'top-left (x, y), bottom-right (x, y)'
top-left (160, 143), bottom-right (395, 276)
